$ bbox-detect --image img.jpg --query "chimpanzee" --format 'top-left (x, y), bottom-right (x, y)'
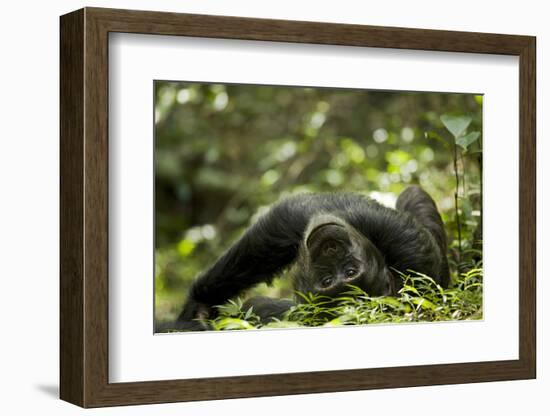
top-left (172, 185), bottom-right (449, 331)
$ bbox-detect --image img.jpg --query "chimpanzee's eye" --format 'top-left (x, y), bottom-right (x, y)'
top-left (345, 268), bottom-right (357, 278)
top-left (321, 276), bottom-right (334, 288)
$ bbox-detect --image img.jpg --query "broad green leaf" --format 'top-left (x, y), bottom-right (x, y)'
top-left (213, 318), bottom-right (253, 330)
top-left (411, 297), bottom-right (437, 311)
top-left (440, 114), bottom-right (472, 138)
top-left (456, 131), bottom-right (481, 151)
top-left (324, 315), bottom-right (355, 326)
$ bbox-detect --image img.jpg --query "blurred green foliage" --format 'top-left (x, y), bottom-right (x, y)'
top-left (154, 81), bottom-right (482, 325)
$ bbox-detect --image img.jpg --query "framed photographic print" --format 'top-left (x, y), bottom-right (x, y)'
top-left (60, 7), bottom-right (536, 408)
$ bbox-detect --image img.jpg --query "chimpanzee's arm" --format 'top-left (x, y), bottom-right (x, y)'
top-left (395, 185), bottom-right (450, 287)
top-left (242, 296), bottom-right (296, 323)
top-left (176, 199), bottom-right (309, 328)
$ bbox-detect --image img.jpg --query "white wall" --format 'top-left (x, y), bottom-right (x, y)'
top-left (0, 0), bottom-right (545, 414)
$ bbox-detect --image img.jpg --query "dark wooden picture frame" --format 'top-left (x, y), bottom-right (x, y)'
top-left (60, 7), bottom-right (536, 408)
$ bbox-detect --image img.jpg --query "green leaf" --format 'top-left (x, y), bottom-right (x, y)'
top-left (400, 285), bottom-right (420, 296)
top-left (213, 318), bottom-right (253, 330)
top-left (215, 299), bottom-right (242, 316)
top-left (455, 131), bottom-right (481, 151)
top-left (262, 321), bottom-right (303, 329)
top-left (440, 115), bottom-right (472, 138)
top-left (323, 315), bottom-right (355, 326)
top-left (411, 297), bottom-right (436, 311)
top-left (378, 296), bottom-right (403, 308)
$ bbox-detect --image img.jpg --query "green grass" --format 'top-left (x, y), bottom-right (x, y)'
top-left (208, 265), bottom-right (483, 331)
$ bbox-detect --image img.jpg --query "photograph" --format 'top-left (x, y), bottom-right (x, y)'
top-left (54, 5), bottom-right (537, 409)
top-left (154, 81), bottom-right (484, 333)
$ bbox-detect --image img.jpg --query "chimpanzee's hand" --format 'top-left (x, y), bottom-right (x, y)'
top-left (173, 298), bottom-right (215, 331)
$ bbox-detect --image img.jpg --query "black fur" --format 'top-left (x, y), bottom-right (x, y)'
top-left (242, 297), bottom-right (296, 324)
top-left (174, 185), bottom-right (449, 330)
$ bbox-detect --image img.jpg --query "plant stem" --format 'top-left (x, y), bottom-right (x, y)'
top-left (453, 143), bottom-right (462, 262)
top-left (460, 152), bottom-right (467, 197)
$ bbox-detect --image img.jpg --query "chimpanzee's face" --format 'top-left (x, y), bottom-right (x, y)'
top-left (293, 215), bottom-right (393, 299)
